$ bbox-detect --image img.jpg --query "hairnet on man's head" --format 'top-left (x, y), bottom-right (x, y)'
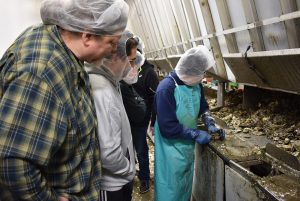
top-left (122, 30), bottom-right (134, 40)
top-left (40, 0), bottom-right (129, 36)
top-left (114, 30), bottom-right (134, 60)
top-left (175, 45), bottom-right (215, 77)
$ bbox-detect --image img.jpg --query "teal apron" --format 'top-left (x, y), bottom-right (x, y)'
top-left (154, 76), bottom-right (201, 201)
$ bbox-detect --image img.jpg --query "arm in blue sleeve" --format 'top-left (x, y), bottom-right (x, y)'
top-left (197, 85), bottom-right (225, 140)
top-left (155, 85), bottom-right (200, 140)
top-left (155, 88), bottom-right (183, 139)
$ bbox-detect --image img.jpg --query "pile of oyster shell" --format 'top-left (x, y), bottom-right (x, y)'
top-left (208, 90), bottom-right (300, 159)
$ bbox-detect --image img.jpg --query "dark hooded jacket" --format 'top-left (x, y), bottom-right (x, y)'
top-left (133, 60), bottom-right (159, 127)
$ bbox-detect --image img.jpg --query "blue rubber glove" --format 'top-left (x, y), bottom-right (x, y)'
top-left (208, 125), bottom-right (225, 140)
top-left (207, 125), bottom-right (219, 133)
top-left (202, 111), bottom-right (225, 141)
top-left (182, 128), bottom-right (212, 144)
top-left (195, 130), bottom-right (212, 144)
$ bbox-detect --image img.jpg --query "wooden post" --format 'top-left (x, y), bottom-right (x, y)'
top-left (198, 0), bottom-right (228, 80)
top-left (217, 82), bottom-right (225, 107)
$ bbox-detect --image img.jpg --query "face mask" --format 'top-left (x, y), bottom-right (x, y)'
top-left (121, 63), bottom-right (132, 80)
top-left (102, 55), bottom-right (131, 81)
top-left (123, 66), bottom-right (139, 84)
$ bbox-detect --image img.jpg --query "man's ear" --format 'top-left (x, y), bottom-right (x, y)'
top-left (81, 33), bottom-right (93, 47)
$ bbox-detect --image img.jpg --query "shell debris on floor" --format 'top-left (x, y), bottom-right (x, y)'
top-left (132, 137), bottom-right (155, 201)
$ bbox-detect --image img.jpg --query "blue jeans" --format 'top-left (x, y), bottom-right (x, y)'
top-left (131, 126), bottom-right (150, 181)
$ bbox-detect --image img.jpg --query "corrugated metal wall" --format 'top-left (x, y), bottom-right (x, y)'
top-left (127, 0), bottom-right (300, 94)
top-left (0, 0), bottom-right (299, 93)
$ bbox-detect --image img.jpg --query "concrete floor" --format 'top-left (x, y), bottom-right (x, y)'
top-left (132, 138), bottom-right (155, 201)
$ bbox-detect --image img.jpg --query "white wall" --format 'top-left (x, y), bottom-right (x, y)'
top-left (0, 0), bottom-right (42, 57)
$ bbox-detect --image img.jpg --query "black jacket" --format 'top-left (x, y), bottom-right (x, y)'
top-left (133, 60), bottom-right (159, 127)
top-left (120, 80), bottom-right (147, 125)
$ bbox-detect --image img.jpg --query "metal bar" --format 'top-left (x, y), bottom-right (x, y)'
top-left (218, 11), bottom-right (300, 36)
top-left (198, 0), bottom-right (227, 80)
top-left (128, 1), bottom-right (148, 51)
top-left (147, 0), bottom-right (168, 58)
top-left (169, 0), bottom-right (186, 51)
top-left (223, 48), bottom-right (300, 57)
top-left (181, 0), bottom-right (204, 47)
top-left (214, 0), bottom-right (239, 53)
top-left (133, 0), bottom-right (158, 54)
top-left (279, 0), bottom-right (300, 48)
top-left (142, 0), bottom-right (164, 57)
top-left (191, 0), bottom-right (204, 46)
top-left (190, 34), bottom-right (215, 41)
top-left (180, 0), bottom-right (195, 47)
top-left (163, 0), bottom-right (183, 54)
top-left (208, 144), bottom-right (230, 164)
top-left (241, 0), bottom-right (265, 51)
top-left (145, 10), bottom-right (300, 56)
top-left (154, 0), bottom-right (178, 55)
top-left (169, 0), bottom-right (191, 51)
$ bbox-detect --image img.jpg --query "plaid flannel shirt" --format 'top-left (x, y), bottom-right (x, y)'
top-left (0, 24), bottom-right (101, 201)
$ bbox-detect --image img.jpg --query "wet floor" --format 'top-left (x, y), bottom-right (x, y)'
top-left (132, 137), bottom-right (155, 201)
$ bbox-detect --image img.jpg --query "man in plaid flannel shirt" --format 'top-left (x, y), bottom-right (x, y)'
top-left (0, 0), bottom-right (129, 200)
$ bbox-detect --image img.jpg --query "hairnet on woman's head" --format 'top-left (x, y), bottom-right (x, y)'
top-left (135, 51), bottom-right (145, 68)
top-left (40, 0), bottom-right (129, 36)
top-left (134, 36), bottom-right (145, 54)
top-left (175, 45), bottom-right (215, 77)
top-left (113, 30), bottom-right (133, 60)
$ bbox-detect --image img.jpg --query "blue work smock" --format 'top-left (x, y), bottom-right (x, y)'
top-left (154, 73), bottom-right (202, 201)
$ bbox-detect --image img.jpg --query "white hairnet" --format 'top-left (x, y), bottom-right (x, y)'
top-left (175, 45), bottom-right (215, 78)
top-left (40, 0), bottom-right (129, 36)
top-left (122, 30), bottom-right (134, 39)
top-left (134, 36), bottom-right (145, 54)
top-left (101, 31), bottom-right (134, 81)
top-left (135, 51), bottom-right (145, 68)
